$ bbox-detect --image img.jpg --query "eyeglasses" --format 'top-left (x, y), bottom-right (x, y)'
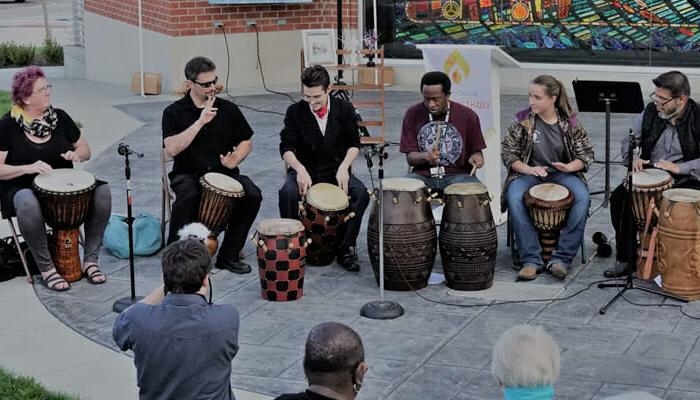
top-left (192, 76), bottom-right (218, 88)
top-left (649, 92), bottom-right (677, 105)
top-left (33, 85), bottom-right (53, 95)
top-left (302, 92), bottom-right (327, 102)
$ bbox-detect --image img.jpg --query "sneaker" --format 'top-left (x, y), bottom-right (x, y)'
top-left (548, 262), bottom-right (569, 280)
top-left (517, 264), bottom-right (539, 281)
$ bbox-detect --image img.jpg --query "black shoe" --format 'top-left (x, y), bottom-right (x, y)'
top-left (337, 248), bottom-right (360, 272)
top-left (603, 261), bottom-right (630, 278)
top-left (216, 259), bottom-right (252, 274)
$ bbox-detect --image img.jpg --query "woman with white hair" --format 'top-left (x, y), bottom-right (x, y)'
top-left (491, 324), bottom-right (560, 400)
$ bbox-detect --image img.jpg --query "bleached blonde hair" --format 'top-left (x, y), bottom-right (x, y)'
top-left (491, 324), bottom-right (560, 388)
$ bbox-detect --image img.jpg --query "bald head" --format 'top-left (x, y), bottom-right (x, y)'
top-left (303, 322), bottom-right (364, 387)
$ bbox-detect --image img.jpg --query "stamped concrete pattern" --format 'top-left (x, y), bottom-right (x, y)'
top-left (32, 91), bottom-right (700, 399)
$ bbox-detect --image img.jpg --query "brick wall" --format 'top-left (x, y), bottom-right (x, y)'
top-left (85, 0), bottom-right (358, 37)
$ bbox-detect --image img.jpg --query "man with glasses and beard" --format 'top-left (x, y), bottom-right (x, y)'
top-left (605, 71), bottom-right (700, 278)
top-left (162, 56), bottom-right (261, 274)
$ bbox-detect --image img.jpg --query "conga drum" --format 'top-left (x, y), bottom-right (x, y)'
top-left (657, 189), bottom-right (700, 300)
top-left (33, 169), bottom-right (96, 282)
top-left (197, 172), bottom-right (245, 254)
top-left (367, 178), bottom-right (437, 291)
top-left (523, 183), bottom-right (574, 264)
top-left (439, 182), bottom-right (497, 290)
top-left (624, 169), bottom-right (673, 279)
top-left (300, 183), bottom-right (353, 266)
top-left (254, 218), bottom-right (309, 301)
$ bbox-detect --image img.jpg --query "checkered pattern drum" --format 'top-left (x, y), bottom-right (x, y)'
top-left (301, 183), bottom-right (349, 266)
top-left (255, 219), bottom-right (307, 301)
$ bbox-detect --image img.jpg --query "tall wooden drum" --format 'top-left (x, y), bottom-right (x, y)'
top-left (300, 183), bottom-right (352, 266)
top-left (254, 218), bottom-right (308, 301)
top-left (198, 172), bottom-right (244, 254)
top-left (523, 183), bottom-right (574, 264)
top-left (439, 182), bottom-right (497, 290)
top-left (33, 169), bottom-right (96, 282)
top-left (367, 178), bottom-right (436, 291)
top-left (657, 189), bottom-right (700, 300)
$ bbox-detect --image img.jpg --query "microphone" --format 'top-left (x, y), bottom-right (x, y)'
top-left (118, 143), bottom-right (144, 158)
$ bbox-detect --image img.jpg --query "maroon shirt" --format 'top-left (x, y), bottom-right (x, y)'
top-left (400, 100), bottom-right (486, 176)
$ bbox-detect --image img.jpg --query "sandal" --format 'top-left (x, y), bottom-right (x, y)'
top-left (83, 265), bottom-right (106, 284)
top-left (42, 271), bottom-right (71, 292)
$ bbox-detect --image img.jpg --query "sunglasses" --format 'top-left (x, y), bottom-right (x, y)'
top-left (192, 76), bottom-right (218, 88)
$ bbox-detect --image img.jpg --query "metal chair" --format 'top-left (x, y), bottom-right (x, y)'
top-left (160, 147), bottom-right (173, 248)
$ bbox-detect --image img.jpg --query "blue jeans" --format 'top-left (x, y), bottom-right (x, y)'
top-left (407, 172), bottom-right (480, 194)
top-left (506, 172), bottom-right (590, 270)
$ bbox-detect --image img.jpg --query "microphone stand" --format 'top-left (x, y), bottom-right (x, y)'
top-left (361, 144), bottom-right (404, 320)
top-left (113, 143), bottom-right (144, 313)
top-left (597, 131), bottom-right (687, 314)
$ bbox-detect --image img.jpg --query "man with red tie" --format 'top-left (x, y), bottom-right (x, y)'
top-left (278, 65), bottom-right (369, 272)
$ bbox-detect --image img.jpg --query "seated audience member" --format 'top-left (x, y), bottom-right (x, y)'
top-left (491, 324), bottom-right (560, 400)
top-left (113, 239), bottom-right (240, 400)
top-left (274, 322), bottom-right (368, 400)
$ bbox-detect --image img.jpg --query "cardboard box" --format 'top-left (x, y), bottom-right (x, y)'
top-left (130, 72), bottom-right (162, 95)
top-left (358, 66), bottom-right (394, 86)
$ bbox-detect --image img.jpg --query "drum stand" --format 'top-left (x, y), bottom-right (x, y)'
top-left (361, 144), bottom-right (404, 320)
top-left (113, 143), bottom-right (144, 313)
top-left (598, 133), bottom-right (687, 314)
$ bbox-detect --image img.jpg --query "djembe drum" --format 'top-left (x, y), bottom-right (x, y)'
top-left (197, 172), bottom-right (245, 254)
top-left (624, 168), bottom-right (673, 279)
top-left (523, 183), bottom-right (574, 264)
top-left (254, 218), bottom-right (309, 301)
top-left (656, 189), bottom-right (700, 300)
top-left (33, 169), bottom-right (96, 282)
top-left (300, 183), bottom-right (354, 266)
top-left (367, 177), bottom-right (437, 291)
top-left (439, 182), bottom-right (497, 291)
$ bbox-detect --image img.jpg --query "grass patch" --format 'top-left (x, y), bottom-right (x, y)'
top-left (0, 91), bottom-right (11, 117)
top-left (0, 367), bottom-right (79, 400)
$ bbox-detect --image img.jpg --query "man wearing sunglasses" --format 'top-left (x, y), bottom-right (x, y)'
top-left (162, 56), bottom-right (262, 274)
top-left (605, 70), bottom-right (700, 278)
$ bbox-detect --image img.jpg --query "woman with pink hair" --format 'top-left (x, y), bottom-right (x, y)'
top-left (0, 66), bottom-right (111, 291)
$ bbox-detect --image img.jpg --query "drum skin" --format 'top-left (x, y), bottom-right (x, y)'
top-left (255, 218), bottom-right (307, 301)
top-left (657, 189), bottom-right (700, 300)
top-left (439, 184), bottom-right (497, 291)
top-left (367, 179), bottom-right (436, 291)
top-left (523, 183), bottom-right (573, 264)
top-left (33, 169), bottom-right (96, 282)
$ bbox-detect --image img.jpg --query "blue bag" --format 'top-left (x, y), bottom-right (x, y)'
top-left (103, 213), bottom-right (162, 258)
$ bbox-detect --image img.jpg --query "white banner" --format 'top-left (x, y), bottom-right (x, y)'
top-left (419, 45), bottom-right (503, 221)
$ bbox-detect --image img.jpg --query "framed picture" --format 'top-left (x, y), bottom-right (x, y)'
top-left (302, 29), bottom-right (337, 67)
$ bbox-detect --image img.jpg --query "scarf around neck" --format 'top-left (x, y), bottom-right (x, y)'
top-left (10, 104), bottom-right (57, 138)
top-left (503, 385), bottom-right (555, 400)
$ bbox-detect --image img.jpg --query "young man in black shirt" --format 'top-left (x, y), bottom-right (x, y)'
top-left (162, 56), bottom-right (261, 274)
top-left (278, 65), bottom-right (369, 271)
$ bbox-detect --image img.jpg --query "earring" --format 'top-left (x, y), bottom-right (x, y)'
top-left (353, 382), bottom-right (362, 394)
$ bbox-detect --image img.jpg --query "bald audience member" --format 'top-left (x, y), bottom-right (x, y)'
top-left (274, 322), bottom-right (368, 400)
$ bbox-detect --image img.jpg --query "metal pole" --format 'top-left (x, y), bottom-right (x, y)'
top-left (138, 0), bottom-right (145, 98)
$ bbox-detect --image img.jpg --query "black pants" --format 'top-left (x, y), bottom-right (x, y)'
top-left (278, 170), bottom-right (369, 250)
top-left (168, 173), bottom-right (262, 262)
top-left (610, 178), bottom-right (700, 262)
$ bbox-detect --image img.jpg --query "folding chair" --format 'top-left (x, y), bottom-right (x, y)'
top-left (4, 215), bottom-right (33, 283)
top-left (160, 147), bottom-right (173, 248)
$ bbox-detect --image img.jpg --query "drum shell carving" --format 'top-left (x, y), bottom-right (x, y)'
top-left (439, 191), bottom-right (497, 290)
top-left (367, 186), bottom-right (436, 291)
top-left (657, 191), bottom-right (700, 300)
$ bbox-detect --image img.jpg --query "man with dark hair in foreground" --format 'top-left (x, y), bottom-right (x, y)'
top-left (274, 322), bottom-right (368, 400)
top-left (113, 240), bottom-right (240, 400)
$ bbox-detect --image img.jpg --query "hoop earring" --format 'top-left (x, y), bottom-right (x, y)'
top-left (353, 382), bottom-right (362, 394)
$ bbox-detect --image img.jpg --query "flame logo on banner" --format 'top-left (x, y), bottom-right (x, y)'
top-left (443, 50), bottom-right (470, 84)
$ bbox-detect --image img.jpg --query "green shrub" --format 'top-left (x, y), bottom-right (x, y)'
top-left (42, 36), bottom-right (63, 65)
top-left (0, 367), bottom-right (79, 400)
top-left (0, 91), bottom-right (11, 117)
top-left (0, 42), bottom-right (36, 67)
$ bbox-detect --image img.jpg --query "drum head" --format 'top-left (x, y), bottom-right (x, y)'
top-left (632, 169), bottom-right (673, 189)
top-left (662, 188), bottom-right (700, 203)
top-left (33, 169), bottom-right (95, 193)
top-left (202, 172), bottom-right (244, 194)
top-left (382, 178), bottom-right (425, 192)
top-left (444, 182), bottom-right (488, 195)
top-left (258, 218), bottom-right (305, 236)
top-left (306, 183), bottom-right (349, 211)
top-left (528, 183), bottom-right (569, 202)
